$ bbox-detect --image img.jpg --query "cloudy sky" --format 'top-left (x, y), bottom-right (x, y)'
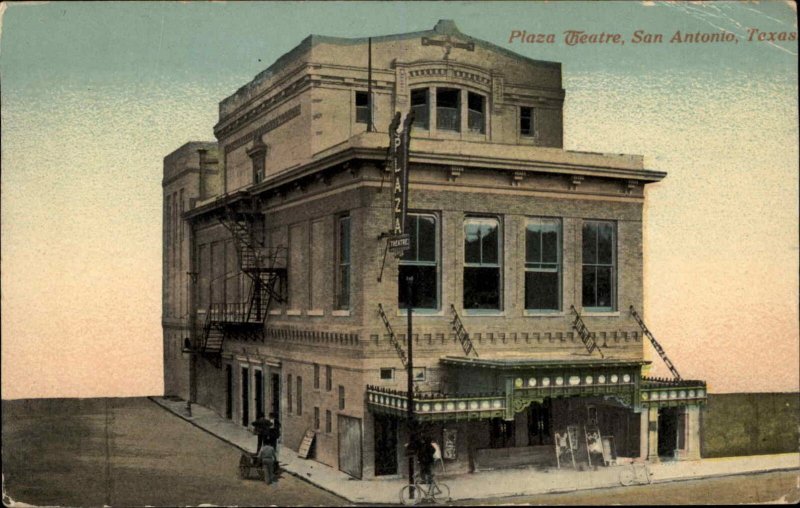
top-left (1, 1), bottom-right (797, 398)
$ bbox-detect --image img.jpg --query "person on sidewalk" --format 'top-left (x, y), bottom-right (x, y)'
top-left (417, 436), bottom-right (436, 485)
top-left (266, 413), bottom-right (281, 475)
top-left (259, 443), bottom-right (277, 485)
top-left (252, 412), bottom-right (271, 451)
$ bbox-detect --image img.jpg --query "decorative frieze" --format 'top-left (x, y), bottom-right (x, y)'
top-left (267, 327), bottom-right (360, 346)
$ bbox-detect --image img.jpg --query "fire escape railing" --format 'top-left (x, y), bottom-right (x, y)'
top-left (450, 305), bottom-right (478, 357)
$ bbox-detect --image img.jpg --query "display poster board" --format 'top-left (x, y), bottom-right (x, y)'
top-left (297, 429), bottom-right (315, 459)
top-left (442, 428), bottom-right (457, 460)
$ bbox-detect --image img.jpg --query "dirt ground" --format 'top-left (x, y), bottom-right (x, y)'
top-left (2, 397), bottom-right (347, 507)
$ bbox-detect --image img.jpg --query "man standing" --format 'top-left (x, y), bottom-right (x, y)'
top-left (266, 413), bottom-right (281, 475)
top-left (252, 412), bottom-right (271, 451)
top-left (417, 436), bottom-right (436, 485)
top-left (258, 442), bottom-right (277, 485)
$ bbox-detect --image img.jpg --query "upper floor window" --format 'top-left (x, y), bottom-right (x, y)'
top-left (467, 92), bottom-right (486, 134)
top-left (582, 221), bottom-right (616, 311)
top-left (411, 89), bottom-right (429, 129)
top-left (399, 213), bottom-right (438, 310)
top-left (464, 217), bottom-right (501, 310)
top-left (336, 215), bottom-right (351, 310)
top-left (525, 218), bottom-right (561, 311)
top-left (436, 88), bottom-right (460, 132)
top-left (520, 107), bottom-right (534, 137)
top-left (355, 91), bottom-right (369, 124)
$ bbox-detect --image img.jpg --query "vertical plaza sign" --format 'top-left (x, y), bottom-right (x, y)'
top-left (387, 111), bottom-right (415, 254)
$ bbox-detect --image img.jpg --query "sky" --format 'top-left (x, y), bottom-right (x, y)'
top-left (1, 1), bottom-right (797, 399)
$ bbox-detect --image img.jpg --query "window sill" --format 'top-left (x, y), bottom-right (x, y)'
top-left (332, 310), bottom-right (351, 317)
top-left (397, 309), bottom-right (444, 317)
top-left (524, 311), bottom-right (565, 317)
top-left (580, 311), bottom-right (621, 317)
top-left (286, 309), bottom-right (302, 316)
top-left (463, 310), bottom-right (505, 317)
top-left (269, 309), bottom-right (282, 316)
top-left (306, 309), bottom-right (324, 317)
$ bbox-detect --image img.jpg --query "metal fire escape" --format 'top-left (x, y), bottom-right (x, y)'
top-left (199, 205), bottom-right (287, 367)
top-left (629, 306), bottom-right (681, 380)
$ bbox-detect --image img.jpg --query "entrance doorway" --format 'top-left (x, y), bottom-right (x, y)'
top-left (338, 415), bottom-right (363, 478)
top-left (374, 414), bottom-right (398, 476)
top-left (270, 373), bottom-right (280, 421)
top-left (254, 370), bottom-right (264, 418)
top-left (657, 407), bottom-right (679, 458)
top-left (225, 364), bottom-right (233, 419)
top-left (528, 399), bottom-right (552, 446)
top-left (489, 418), bottom-right (515, 448)
top-left (241, 366), bottom-right (249, 427)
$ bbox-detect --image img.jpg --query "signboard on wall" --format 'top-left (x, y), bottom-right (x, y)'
top-left (443, 428), bottom-right (457, 460)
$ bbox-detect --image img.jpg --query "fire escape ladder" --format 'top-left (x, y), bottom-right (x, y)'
top-left (629, 306), bottom-right (682, 380)
top-left (570, 305), bottom-right (604, 358)
top-left (377, 304), bottom-right (408, 367)
top-left (200, 307), bottom-right (224, 367)
top-left (450, 304), bottom-right (478, 357)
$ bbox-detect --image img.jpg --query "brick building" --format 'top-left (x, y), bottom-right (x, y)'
top-left (163, 20), bottom-right (707, 479)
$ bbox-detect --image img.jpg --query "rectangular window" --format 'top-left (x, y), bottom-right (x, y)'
top-left (463, 217), bottom-right (501, 310)
top-left (313, 363), bottom-right (320, 389)
top-left (287, 374), bottom-right (293, 414)
top-left (525, 218), bottom-right (561, 311)
top-left (582, 221), bottom-right (616, 311)
top-left (355, 91), bottom-right (369, 124)
top-left (379, 368), bottom-right (394, 381)
top-left (411, 89), bottom-right (429, 129)
top-left (436, 88), bottom-right (460, 132)
top-left (467, 92), bottom-right (485, 134)
top-left (325, 410), bottom-right (332, 433)
top-left (314, 407), bottom-right (320, 430)
top-left (412, 367), bottom-right (426, 382)
top-left (520, 107), bottom-right (534, 137)
top-left (398, 213), bottom-right (438, 310)
top-left (338, 385), bottom-right (345, 410)
top-left (325, 365), bottom-right (332, 391)
top-left (296, 376), bottom-right (303, 416)
top-left (336, 215), bottom-right (351, 309)
top-left (253, 153), bottom-right (265, 184)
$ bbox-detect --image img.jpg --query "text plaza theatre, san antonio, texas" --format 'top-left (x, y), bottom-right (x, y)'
top-left (162, 20), bottom-right (706, 479)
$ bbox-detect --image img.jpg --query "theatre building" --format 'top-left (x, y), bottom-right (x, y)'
top-left (162, 20), bottom-right (707, 478)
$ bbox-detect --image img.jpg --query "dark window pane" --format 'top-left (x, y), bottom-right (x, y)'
top-left (464, 222), bottom-right (482, 263)
top-left (596, 267), bottom-right (613, 308)
top-left (437, 88), bottom-right (460, 132)
top-left (417, 216), bottom-right (436, 262)
top-left (520, 107), bottom-right (533, 136)
top-left (437, 88), bottom-right (459, 108)
top-left (582, 266), bottom-right (596, 307)
top-left (411, 89), bottom-right (429, 129)
top-left (582, 223), bottom-right (597, 264)
top-left (541, 227), bottom-right (558, 264)
top-left (339, 218), bottom-right (350, 262)
top-left (399, 265), bottom-right (437, 309)
top-left (467, 92), bottom-right (484, 134)
top-left (526, 226), bottom-right (541, 263)
top-left (468, 92), bottom-right (484, 113)
top-left (525, 271), bottom-right (559, 310)
top-left (356, 92), bottom-right (369, 106)
top-left (597, 223), bottom-right (614, 264)
top-left (481, 222), bottom-right (499, 264)
top-left (464, 266), bottom-right (500, 309)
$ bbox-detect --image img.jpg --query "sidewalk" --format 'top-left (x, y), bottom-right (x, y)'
top-left (150, 396), bottom-right (799, 504)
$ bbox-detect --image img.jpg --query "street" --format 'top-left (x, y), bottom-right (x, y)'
top-left (2, 397), bottom-right (346, 506)
top-left (3, 397), bottom-right (798, 506)
top-left (463, 470), bottom-right (799, 505)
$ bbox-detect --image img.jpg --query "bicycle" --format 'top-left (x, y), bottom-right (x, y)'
top-left (399, 473), bottom-right (451, 505)
top-left (618, 460), bottom-right (652, 486)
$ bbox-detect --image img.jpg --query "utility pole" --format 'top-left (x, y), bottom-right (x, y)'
top-left (185, 271), bottom-right (198, 417)
top-left (405, 275), bottom-right (415, 493)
